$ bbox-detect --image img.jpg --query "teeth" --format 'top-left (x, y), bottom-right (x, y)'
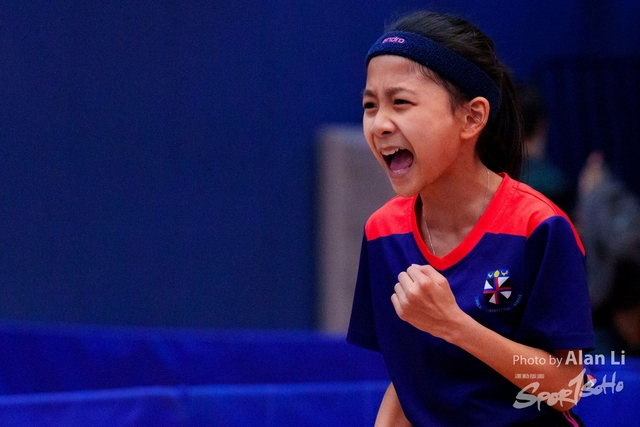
top-left (381, 147), bottom-right (402, 156)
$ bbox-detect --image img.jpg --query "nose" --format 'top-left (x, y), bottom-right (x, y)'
top-left (367, 108), bottom-right (395, 137)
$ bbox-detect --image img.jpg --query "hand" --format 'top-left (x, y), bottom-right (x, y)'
top-left (391, 264), bottom-right (464, 340)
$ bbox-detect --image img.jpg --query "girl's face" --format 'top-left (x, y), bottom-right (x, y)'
top-left (362, 55), bottom-right (468, 197)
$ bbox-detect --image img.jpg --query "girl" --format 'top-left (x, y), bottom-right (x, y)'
top-left (347, 11), bottom-right (594, 427)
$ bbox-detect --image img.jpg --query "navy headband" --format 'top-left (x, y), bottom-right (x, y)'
top-left (366, 31), bottom-right (501, 121)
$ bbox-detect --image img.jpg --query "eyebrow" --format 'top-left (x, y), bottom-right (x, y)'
top-left (362, 87), bottom-right (414, 98)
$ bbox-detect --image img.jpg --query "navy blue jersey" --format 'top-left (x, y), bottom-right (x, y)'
top-left (347, 174), bottom-right (594, 427)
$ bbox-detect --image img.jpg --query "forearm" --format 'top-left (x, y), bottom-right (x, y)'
top-left (393, 264), bottom-right (586, 411)
top-left (446, 312), bottom-right (584, 411)
top-left (375, 383), bottom-right (412, 427)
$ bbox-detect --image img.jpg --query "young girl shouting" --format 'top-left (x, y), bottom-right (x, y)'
top-left (347, 11), bottom-right (594, 427)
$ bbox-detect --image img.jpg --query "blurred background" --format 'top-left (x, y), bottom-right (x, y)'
top-left (1, 0), bottom-right (640, 330)
top-left (1, 1), bottom-right (640, 425)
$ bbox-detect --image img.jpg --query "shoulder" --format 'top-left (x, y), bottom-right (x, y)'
top-left (491, 175), bottom-right (584, 253)
top-left (364, 195), bottom-right (415, 241)
top-left (510, 179), bottom-right (568, 230)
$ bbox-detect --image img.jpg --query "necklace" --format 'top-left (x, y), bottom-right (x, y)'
top-left (422, 167), bottom-right (490, 256)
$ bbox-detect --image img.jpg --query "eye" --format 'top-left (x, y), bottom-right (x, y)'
top-left (394, 99), bottom-right (410, 105)
top-left (363, 101), bottom-right (376, 110)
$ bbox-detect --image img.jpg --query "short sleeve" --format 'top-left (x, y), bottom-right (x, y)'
top-left (346, 234), bottom-right (380, 352)
top-left (516, 216), bottom-right (595, 351)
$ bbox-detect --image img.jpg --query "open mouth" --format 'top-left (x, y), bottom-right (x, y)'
top-left (383, 148), bottom-right (414, 173)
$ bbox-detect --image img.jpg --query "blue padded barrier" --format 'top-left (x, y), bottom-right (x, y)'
top-left (0, 321), bottom-right (388, 395)
top-left (186, 381), bottom-right (386, 427)
top-left (0, 382), bottom-right (388, 427)
top-left (0, 321), bottom-right (639, 426)
top-left (0, 387), bottom-right (189, 427)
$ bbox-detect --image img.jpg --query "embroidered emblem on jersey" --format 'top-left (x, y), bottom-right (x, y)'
top-left (475, 268), bottom-right (522, 313)
top-left (483, 269), bottom-right (511, 305)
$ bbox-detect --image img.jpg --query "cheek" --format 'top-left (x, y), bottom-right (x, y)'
top-left (363, 135), bottom-right (380, 161)
top-left (362, 118), bottom-right (376, 152)
top-left (362, 132), bottom-right (387, 169)
top-left (362, 113), bottom-right (372, 133)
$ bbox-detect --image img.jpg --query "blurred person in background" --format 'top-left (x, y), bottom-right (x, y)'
top-left (576, 151), bottom-right (640, 354)
top-left (591, 257), bottom-right (640, 356)
top-left (518, 84), bottom-right (572, 212)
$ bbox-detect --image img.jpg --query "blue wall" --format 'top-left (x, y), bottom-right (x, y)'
top-left (1, 1), bottom-right (640, 329)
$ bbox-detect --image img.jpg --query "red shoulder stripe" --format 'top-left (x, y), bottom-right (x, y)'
top-left (365, 195), bottom-right (415, 241)
top-left (486, 178), bottom-right (585, 254)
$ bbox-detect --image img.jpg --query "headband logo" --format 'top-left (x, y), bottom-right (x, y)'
top-left (382, 36), bottom-right (405, 44)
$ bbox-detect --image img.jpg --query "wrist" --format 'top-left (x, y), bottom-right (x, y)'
top-left (441, 310), bottom-right (475, 346)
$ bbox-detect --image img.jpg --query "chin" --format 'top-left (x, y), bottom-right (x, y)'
top-left (388, 181), bottom-right (419, 199)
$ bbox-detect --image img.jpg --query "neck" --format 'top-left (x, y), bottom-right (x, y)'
top-left (419, 163), bottom-right (500, 256)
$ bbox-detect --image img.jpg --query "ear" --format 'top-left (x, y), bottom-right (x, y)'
top-left (459, 96), bottom-right (490, 140)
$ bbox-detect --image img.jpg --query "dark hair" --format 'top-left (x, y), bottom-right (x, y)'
top-left (386, 11), bottom-right (524, 179)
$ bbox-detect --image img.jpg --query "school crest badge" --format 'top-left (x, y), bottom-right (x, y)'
top-left (483, 269), bottom-right (511, 305)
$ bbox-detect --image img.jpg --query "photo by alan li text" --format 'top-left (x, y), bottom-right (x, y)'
top-left (513, 350), bottom-right (625, 368)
